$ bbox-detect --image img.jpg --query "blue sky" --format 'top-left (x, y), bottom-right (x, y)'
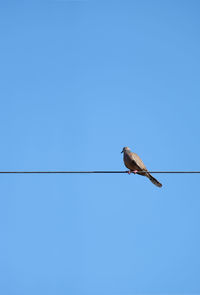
top-left (1, 0), bottom-right (200, 294)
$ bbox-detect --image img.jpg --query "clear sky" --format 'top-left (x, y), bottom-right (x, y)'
top-left (1, 0), bottom-right (200, 294)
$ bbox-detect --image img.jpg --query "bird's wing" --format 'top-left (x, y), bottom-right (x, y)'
top-left (129, 152), bottom-right (147, 171)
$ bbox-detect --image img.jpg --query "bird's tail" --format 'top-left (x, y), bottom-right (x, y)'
top-left (146, 173), bottom-right (162, 188)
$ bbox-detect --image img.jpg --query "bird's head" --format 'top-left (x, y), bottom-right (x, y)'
top-left (121, 147), bottom-right (131, 153)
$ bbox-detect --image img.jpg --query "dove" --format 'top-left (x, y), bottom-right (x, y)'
top-left (121, 147), bottom-right (162, 188)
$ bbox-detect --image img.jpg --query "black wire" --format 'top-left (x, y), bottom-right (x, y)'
top-left (0, 171), bottom-right (200, 174)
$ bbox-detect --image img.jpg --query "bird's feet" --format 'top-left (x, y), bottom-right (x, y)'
top-left (128, 170), bottom-right (138, 175)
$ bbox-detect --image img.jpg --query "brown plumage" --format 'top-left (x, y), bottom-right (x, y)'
top-left (121, 147), bottom-right (162, 188)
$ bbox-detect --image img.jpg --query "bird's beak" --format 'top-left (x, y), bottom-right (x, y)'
top-left (121, 150), bottom-right (123, 154)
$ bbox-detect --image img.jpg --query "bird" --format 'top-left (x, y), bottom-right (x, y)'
top-left (121, 147), bottom-right (162, 188)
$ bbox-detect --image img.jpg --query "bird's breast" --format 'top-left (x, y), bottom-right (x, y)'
top-left (123, 153), bottom-right (138, 170)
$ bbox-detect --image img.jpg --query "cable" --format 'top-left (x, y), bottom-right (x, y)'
top-left (0, 171), bottom-right (200, 174)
